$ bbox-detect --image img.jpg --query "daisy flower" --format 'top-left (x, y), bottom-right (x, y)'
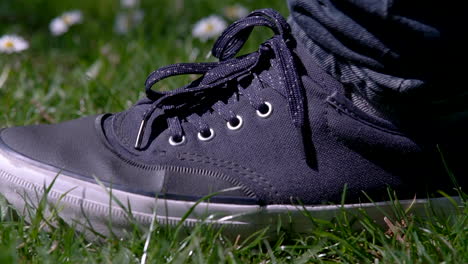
top-left (114, 13), bottom-right (130, 35)
top-left (192, 15), bottom-right (227, 42)
top-left (114, 10), bottom-right (144, 35)
top-left (121, 0), bottom-right (139, 8)
top-left (49, 10), bottom-right (83, 36)
top-left (49, 19), bottom-right (68, 36)
top-left (223, 5), bottom-right (249, 20)
top-left (61, 10), bottom-right (83, 25)
top-left (0, 35), bottom-right (29, 54)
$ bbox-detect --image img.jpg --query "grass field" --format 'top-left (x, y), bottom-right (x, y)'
top-left (1, 0), bottom-right (467, 263)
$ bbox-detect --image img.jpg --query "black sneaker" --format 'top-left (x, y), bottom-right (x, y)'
top-left (0, 9), bottom-right (462, 235)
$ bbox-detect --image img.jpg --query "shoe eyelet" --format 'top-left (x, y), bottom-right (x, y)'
top-left (256, 101), bottom-right (272, 118)
top-left (226, 115), bottom-right (243, 131)
top-left (198, 128), bottom-right (215, 141)
top-left (169, 135), bottom-right (186, 146)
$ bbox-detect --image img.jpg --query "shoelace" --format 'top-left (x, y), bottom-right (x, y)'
top-left (134, 8), bottom-right (304, 149)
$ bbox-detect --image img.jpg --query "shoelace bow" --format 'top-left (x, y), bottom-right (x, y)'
top-left (134, 8), bottom-right (304, 149)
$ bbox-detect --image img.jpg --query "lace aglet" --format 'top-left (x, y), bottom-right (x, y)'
top-left (134, 120), bottom-right (146, 149)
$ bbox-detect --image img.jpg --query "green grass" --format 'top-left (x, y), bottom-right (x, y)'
top-left (1, 0), bottom-right (467, 263)
top-left (0, 0), bottom-right (288, 126)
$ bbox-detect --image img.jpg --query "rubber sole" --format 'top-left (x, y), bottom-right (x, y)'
top-left (0, 144), bottom-right (462, 238)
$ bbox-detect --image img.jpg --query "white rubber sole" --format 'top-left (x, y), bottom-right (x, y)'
top-left (0, 145), bottom-right (462, 237)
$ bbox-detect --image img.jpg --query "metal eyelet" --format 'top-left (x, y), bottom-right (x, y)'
top-left (256, 102), bottom-right (272, 118)
top-left (168, 135), bottom-right (186, 146)
top-left (197, 128), bottom-right (215, 141)
top-left (226, 115), bottom-right (243, 131)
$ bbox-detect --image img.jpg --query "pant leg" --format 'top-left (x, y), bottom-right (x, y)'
top-left (288, 0), bottom-right (468, 136)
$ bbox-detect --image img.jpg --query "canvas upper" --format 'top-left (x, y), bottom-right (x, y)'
top-left (0, 9), bottom-right (459, 206)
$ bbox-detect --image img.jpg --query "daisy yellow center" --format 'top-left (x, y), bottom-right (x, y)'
top-left (226, 6), bottom-right (240, 18)
top-left (4, 41), bottom-right (14, 48)
top-left (204, 23), bottom-right (214, 32)
top-left (226, 7), bottom-right (236, 17)
top-left (63, 15), bottom-right (72, 24)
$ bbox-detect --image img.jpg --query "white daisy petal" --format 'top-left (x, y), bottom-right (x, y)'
top-left (114, 13), bottom-right (130, 34)
top-left (0, 35), bottom-right (29, 54)
top-left (224, 5), bottom-right (249, 20)
top-left (121, 0), bottom-right (139, 8)
top-left (61, 10), bottom-right (83, 26)
top-left (114, 10), bottom-right (144, 35)
top-left (49, 10), bottom-right (83, 36)
top-left (50, 18), bottom-right (68, 36)
top-left (192, 15), bottom-right (227, 42)
top-left (132, 9), bottom-right (144, 24)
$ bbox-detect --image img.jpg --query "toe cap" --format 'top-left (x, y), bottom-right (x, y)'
top-left (1, 115), bottom-right (105, 173)
top-left (0, 115), bottom-right (166, 195)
